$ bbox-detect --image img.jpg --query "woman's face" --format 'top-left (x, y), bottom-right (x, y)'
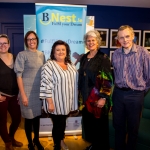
top-left (27, 33), bottom-right (37, 50)
top-left (54, 45), bottom-right (67, 62)
top-left (0, 37), bottom-right (10, 54)
top-left (86, 36), bottom-right (98, 51)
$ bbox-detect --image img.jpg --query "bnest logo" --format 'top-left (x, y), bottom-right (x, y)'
top-left (40, 13), bottom-right (83, 26)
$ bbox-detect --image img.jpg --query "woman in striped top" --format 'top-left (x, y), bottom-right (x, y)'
top-left (40, 40), bottom-right (78, 150)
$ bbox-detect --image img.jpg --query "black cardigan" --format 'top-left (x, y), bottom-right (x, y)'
top-left (78, 50), bottom-right (111, 103)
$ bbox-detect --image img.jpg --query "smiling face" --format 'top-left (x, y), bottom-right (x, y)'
top-left (86, 36), bottom-right (98, 51)
top-left (26, 33), bottom-right (37, 51)
top-left (118, 28), bottom-right (134, 50)
top-left (54, 45), bottom-right (67, 62)
top-left (0, 37), bottom-right (10, 54)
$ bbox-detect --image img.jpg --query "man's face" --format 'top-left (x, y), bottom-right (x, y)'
top-left (118, 28), bottom-right (134, 50)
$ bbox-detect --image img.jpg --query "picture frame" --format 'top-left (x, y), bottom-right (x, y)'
top-left (143, 31), bottom-right (150, 49)
top-left (109, 50), bottom-right (114, 62)
top-left (110, 29), bottom-right (121, 49)
top-left (109, 50), bottom-right (114, 69)
top-left (133, 30), bottom-right (141, 45)
top-left (95, 28), bottom-right (109, 48)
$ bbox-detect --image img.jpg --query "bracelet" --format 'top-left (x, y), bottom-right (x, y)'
top-left (102, 98), bottom-right (106, 100)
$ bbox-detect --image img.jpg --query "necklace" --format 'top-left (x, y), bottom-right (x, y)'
top-left (87, 50), bottom-right (98, 61)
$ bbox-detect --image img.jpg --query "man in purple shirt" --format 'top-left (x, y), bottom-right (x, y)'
top-left (112, 25), bottom-right (150, 150)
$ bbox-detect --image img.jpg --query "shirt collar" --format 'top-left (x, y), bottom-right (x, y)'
top-left (118, 43), bottom-right (137, 53)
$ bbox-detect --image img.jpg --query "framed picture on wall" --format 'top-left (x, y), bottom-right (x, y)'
top-left (143, 31), bottom-right (150, 49)
top-left (110, 29), bottom-right (121, 49)
top-left (96, 28), bottom-right (109, 48)
top-left (109, 50), bottom-right (114, 69)
top-left (109, 50), bottom-right (114, 62)
top-left (133, 30), bottom-right (141, 45)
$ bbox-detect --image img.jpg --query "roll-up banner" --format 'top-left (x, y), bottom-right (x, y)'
top-left (23, 4), bottom-right (97, 136)
top-left (23, 14), bottom-right (95, 137)
top-left (35, 3), bottom-right (87, 69)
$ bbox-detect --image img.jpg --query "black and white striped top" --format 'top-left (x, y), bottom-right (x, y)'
top-left (40, 60), bottom-right (78, 115)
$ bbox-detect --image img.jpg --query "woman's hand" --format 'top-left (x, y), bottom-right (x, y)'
top-left (21, 94), bottom-right (28, 106)
top-left (48, 103), bottom-right (55, 113)
top-left (0, 95), bottom-right (6, 102)
top-left (109, 106), bottom-right (113, 112)
top-left (97, 98), bottom-right (106, 108)
top-left (46, 98), bottom-right (55, 113)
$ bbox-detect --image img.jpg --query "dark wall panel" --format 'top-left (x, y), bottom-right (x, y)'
top-left (87, 5), bottom-right (150, 30)
top-left (0, 3), bottom-right (150, 55)
top-left (0, 3), bottom-right (35, 55)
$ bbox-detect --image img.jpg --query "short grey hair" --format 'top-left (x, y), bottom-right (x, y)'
top-left (84, 30), bottom-right (102, 48)
top-left (117, 25), bottom-right (134, 38)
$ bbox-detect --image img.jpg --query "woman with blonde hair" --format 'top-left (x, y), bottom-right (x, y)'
top-left (78, 30), bottom-right (113, 150)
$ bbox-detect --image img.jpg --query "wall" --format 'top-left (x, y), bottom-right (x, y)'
top-left (0, 3), bottom-right (150, 55)
top-left (87, 5), bottom-right (150, 54)
top-left (0, 3), bottom-right (35, 55)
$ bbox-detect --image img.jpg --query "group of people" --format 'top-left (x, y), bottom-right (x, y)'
top-left (0, 24), bottom-right (150, 150)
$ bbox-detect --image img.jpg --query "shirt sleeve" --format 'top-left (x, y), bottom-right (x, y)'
top-left (14, 52), bottom-right (25, 77)
top-left (143, 49), bottom-right (150, 91)
top-left (40, 62), bottom-right (54, 99)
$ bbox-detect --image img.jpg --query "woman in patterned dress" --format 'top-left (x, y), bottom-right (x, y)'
top-left (14, 31), bottom-right (45, 150)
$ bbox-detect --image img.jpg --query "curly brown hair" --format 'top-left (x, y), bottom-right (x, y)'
top-left (50, 40), bottom-right (72, 64)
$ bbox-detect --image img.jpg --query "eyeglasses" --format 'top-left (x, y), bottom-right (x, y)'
top-left (0, 43), bottom-right (9, 46)
top-left (27, 38), bottom-right (37, 42)
top-left (118, 35), bottom-right (131, 41)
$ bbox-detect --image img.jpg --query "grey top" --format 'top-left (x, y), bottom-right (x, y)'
top-left (14, 49), bottom-right (45, 119)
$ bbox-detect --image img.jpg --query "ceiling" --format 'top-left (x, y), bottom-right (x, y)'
top-left (0, 0), bottom-right (150, 8)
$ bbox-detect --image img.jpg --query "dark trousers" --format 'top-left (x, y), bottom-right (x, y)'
top-left (82, 107), bottom-right (109, 150)
top-left (112, 87), bottom-right (144, 150)
top-left (0, 95), bottom-right (21, 143)
top-left (24, 116), bottom-right (40, 145)
top-left (50, 114), bottom-right (67, 149)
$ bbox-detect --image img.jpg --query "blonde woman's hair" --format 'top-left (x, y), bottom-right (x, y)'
top-left (84, 30), bottom-right (102, 48)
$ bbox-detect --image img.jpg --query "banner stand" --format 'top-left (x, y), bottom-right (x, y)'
top-left (39, 117), bottom-right (82, 137)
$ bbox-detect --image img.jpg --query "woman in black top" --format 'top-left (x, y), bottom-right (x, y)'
top-left (78, 30), bottom-right (113, 150)
top-left (0, 34), bottom-right (22, 150)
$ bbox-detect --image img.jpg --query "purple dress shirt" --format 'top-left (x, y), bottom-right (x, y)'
top-left (112, 44), bottom-right (150, 91)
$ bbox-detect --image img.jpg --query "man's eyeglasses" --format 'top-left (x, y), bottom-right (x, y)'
top-left (0, 43), bottom-right (9, 46)
top-left (118, 35), bottom-right (130, 41)
top-left (27, 38), bottom-right (37, 42)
